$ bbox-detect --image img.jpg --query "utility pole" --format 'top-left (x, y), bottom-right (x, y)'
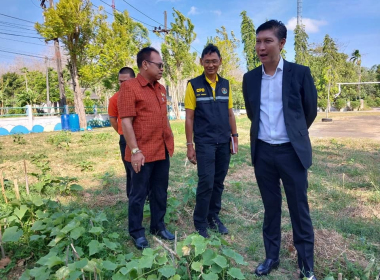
top-left (40, 0), bottom-right (66, 109)
top-left (45, 56), bottom-right (50, 105)
top-left (153, 11), bottom-right (171, 34)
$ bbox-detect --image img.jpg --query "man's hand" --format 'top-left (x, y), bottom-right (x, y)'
top-left (187, 145), bottom-right (197, 165)
top-left (131, 152), bottom-right (145, 173)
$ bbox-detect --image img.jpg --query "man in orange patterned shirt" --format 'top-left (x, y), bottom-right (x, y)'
top-left (108, 67), bottom-right (135, 198)
top-left (118, 47), bottom-right (175, 250)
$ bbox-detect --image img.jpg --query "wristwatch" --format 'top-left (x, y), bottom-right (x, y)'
top-left (231, 133), bottom-right (239, 137)
top-left (131, 148), bottom-right (141, 155)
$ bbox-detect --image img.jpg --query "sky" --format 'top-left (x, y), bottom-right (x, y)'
top-left (0, 0), bottom-right (379, 72)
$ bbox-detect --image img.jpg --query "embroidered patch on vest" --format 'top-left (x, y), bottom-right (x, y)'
top-left (221, 88), bottom-right (228, 94)
top-left (196, 88), bottom-right (205, 93)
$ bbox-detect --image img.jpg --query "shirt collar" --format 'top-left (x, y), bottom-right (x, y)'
top-left (262, 56), bottom-right (284, 76)
top-left (205, 74), bottom-right (219, 84)
top-left (136, 73), bottom-right (161, 88)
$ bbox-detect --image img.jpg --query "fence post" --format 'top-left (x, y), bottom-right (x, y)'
top-left (26, 105), bottom-right (33, 130)
top-left (64, 105), bottom-right (69, 115)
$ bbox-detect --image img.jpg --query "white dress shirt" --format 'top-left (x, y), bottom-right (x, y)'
top-left (258, 56), bottom-right (290, 144)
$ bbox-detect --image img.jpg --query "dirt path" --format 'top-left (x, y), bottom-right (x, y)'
top-left (310, 111), bottom-right (380, 140)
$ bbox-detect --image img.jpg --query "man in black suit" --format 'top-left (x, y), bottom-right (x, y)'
top-left (242, 20), bottom-right (318, 280)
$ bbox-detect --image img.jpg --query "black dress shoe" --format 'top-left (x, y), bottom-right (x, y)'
top-left (133, 236), bottom-right (149, 250)
top-left (151, 229), bottom-right (175, 240)
top-left (208, 218), bottom-right (228, 235)
top-left (196, 228), bottom-right (210, 238)
top-left (254, 258), bottom-right (280, 276)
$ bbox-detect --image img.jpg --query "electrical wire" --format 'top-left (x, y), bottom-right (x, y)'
top-left (99, 0), bottom-right (155, 28)
top-left (92, 3), bottom-right (114, 17)
top-left (0, 36), bottom-right (49, 46)
top-left (0, 28), bottom-right (39, 35)
top-left (0, 49), bottom-right (50, 59)
top-left (120, 0), bottom-right (164, 26)
top-left (0, 13), bottom-right (35, 24)
top-left (0, 32), bottom-right (43, 39)
top-left (0, 21), bottom-right (36, 31)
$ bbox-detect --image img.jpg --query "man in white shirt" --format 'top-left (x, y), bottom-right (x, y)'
top-left (243, 20), bottom-right (318, 280)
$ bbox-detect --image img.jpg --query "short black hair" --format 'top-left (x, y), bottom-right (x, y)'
top-left (256, 20), bottom-right (287, 41)
top-left (118, 67), bottom-right (135, 77)
top-left (136, 47), bottom-right (160, 68)
top-left (201, 43), bottom-right (221, 59)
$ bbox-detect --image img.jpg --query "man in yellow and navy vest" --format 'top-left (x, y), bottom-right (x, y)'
top-left (185, 44), bottom-right (238, 238)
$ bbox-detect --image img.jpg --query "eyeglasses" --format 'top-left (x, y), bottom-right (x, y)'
top-left (203, 59), bottom-right (220, 66)
top-left (146, 60), bottom-right (165, 69)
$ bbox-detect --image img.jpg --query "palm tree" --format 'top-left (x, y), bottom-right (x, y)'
top-left (350, 49), bottom-right (362, 99)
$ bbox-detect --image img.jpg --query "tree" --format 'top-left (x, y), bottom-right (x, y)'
top-left (321, 35), bottom-right (340, 105)
top-left (80, 9), bottom-right (150, 91)
top-left (36, 0), bottom-right (99, 128)
top-left (160, 8), bottom-right (197, 119)
top-left (294, 24), bottom-right (309, 66)
top-left (208, 26), bottom-right (240, 80)
top-left (240, 11), bottom-right (260, 71)
top-left (350, 49), bottom-right (362, 98)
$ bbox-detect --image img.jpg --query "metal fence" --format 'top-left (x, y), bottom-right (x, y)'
top-left (0, 106), bottom-right (108, 117)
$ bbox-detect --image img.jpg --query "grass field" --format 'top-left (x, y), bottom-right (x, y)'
top-left (0, 112), bottom-right (379, 280)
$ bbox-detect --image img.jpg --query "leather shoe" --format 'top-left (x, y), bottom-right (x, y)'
top-left (196, 228), bottom-right (210, 238)
top-left (208, 218), bottom-right (228, 235)
top-left (133, 236), bottom-right (149, 250)
top-left (254, 258), bottom-right (280, 276)
top-left (151, 229), bottom-right (175, 240)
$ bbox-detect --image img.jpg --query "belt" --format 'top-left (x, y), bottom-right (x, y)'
top-left (258, 139), bottom-right (291, 147)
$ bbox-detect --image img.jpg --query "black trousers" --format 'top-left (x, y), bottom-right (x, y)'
top-left (127, 152), bottom-right (170, 239)
top-left (254, 140), bottom-right (314, 274)
top-left (193, 142), bottom-right (231, 229)
top-left (119, 135), bottom-right (131, 198)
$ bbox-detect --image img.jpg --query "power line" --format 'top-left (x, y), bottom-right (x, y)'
top-left (0, 32), bottom-right (43, 39)
top-left (0, 28), bottom-right (39, 35)
top-left (0, 36), bottom-right (49, 46)
top-left (120, 0), bottom-right (164, 26)
top-left (0, 13), bottom-right (35, 24)
top-left (30, 0), bottom-right (41, 9)
top-left (0, 49), bottom-right (50, 59)
top-left (92, 3), bottom-right (114, 17)
top-left (99, 0), bottom-right (155, 28)
top-left (0, 21), bottom-right (36, 30)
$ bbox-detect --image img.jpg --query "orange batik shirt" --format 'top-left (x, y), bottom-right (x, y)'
top-left (117, 74), bottom-right (174, 163)
top-left (108, 91), bottom-right (123, 135)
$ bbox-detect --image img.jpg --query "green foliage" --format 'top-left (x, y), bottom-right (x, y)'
top-left (294, 24), bottom-right (310, 66)
top-left (160, 8), bottom-right (197, 119)
top-left (208, 26), bottom-right (240, 81)
top-left (334, 98), bottom-right (347, 110)
top-left (318, 99), bottom-right (328, 110)
top-left (12, 134), bottom-right (26, 145)
top-left (240, 11), bottom-right (260, 71)
top-left (350, 100), bottom-right (360, 110)
top-left (46, 131), bottom-right (71, 148)
top-left (77, 161), bottom-right (94, 172)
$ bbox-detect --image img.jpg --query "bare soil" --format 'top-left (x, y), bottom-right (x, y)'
top-left (310, 112), bottom-right (380, 140)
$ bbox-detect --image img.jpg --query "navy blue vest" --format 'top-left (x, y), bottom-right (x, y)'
top-left (189, 74), bottom-right (231, 144)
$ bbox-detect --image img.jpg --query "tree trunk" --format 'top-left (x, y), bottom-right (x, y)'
top-left (70, 55), bottom-right (87, 129)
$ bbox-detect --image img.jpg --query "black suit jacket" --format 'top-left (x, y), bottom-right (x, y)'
top-left (242, 60), bottom-right (318, 169)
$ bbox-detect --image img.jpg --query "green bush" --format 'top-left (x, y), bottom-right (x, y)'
top-left (334, 99), bottom-right (346, 110)
top-left (350, 100), bottom-right (360, 110)
top-left (365, 98), bottom-right (377, 108)
top-left (375, 97), bottom-right (380, 107)
top-left (318, 99), bottom-right (328, 110)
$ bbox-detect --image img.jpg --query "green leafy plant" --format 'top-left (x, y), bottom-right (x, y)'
top-left (57, 176), bottom-right (84, 195)
top-left (46, 131), bottom-right (71, 149)
top-left (12, 134), bottom-right (27, 145)
top-left (77, 161), bottom-right (94, 172)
